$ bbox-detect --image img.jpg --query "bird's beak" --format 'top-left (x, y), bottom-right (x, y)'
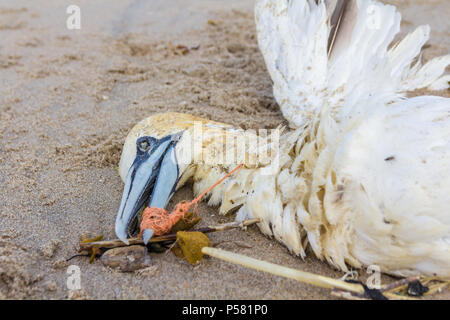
top-left (115, 134), bottom-right (181, 244)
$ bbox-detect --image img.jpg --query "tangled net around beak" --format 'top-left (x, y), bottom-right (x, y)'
top-left (139, 164), bottom-right (244, 237)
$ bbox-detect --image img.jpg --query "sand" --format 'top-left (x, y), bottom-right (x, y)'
top-left (0, 0), bottom-right (449, 299)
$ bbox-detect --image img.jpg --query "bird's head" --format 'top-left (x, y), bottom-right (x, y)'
top-left (114, 112), bottom-right (232, 244)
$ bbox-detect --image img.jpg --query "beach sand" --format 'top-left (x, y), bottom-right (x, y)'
top-left (0, 0), bottom-right (449, 299)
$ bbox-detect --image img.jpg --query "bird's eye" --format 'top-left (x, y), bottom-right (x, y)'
top-left (138, 140), bottom-right (150, 152)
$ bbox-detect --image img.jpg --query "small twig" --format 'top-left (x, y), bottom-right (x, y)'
top-left (339, 270), bottom-right (358, 282)
top-left (164, 239), bottom-right (179, 257)
top-left (426, 281), bottom-right (450, 295)
top-left (383, 292), bottom-right (421, 300)
top-left (213, 240), bottom-right (253, 249)
top-left (331, 289), bottom-right (368, 300)
top-left (78, 218), bottom-right (260, 253)
top-left (66, 254), bottom-right (90, 262)
top-left (381, 276), bottom-right (420, 292)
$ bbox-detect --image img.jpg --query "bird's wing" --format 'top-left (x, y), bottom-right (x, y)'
top-left (323, 96), bottom-right (450, 276)
top-left (255, 0), bottom-right (450, 128)
top-left (253, 0), bottom-right (450, 275)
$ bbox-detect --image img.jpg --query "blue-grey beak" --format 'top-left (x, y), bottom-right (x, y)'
top-left (115, 134), bottom-right (181, 244)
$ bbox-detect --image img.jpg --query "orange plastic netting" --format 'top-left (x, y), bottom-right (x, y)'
top-left (139, 164), bottom-right (243, 237)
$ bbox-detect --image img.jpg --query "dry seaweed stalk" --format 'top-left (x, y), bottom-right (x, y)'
top-left (77, 218), bottom-right (260, 255)
top-left (202, 247), bottom-right (449, 300)
top-left (202, 247), bottom-right (365, 294)
top-left (80, 235), bottom-right (103, 262)
top-left (384, 276), bottom-right (450, 298)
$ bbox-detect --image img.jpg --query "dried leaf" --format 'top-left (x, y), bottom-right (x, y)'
top-left (170, 211), bottom-right (201, 233)
top-left (80, 234), bottom-right (103, 244)
top-left (79, 235), bottom-right (104, 262)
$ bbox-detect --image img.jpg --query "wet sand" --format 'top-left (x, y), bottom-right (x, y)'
top-left (0, 0), bottom-right (449, 299)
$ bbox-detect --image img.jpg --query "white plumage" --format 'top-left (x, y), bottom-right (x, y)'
top-left (244, 0), bottom-right (450, 276)
top-left (118, 0), bottom-right (450, 277)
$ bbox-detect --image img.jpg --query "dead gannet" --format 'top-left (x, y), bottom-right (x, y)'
top-left (114, 0), bottom-right (450, 278)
